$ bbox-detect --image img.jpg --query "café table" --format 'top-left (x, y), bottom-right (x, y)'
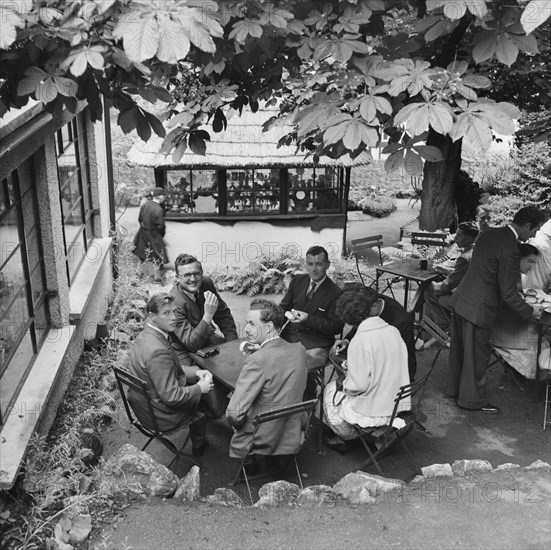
top-left (190, 338), bottom-right (328, 450)
top-left (375, 259), bottom-right (441, 311)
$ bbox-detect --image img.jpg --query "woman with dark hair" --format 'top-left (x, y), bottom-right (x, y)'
top-left (323, 287), bottom-right (410, 453)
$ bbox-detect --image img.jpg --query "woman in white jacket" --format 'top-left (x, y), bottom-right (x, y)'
top-left (323, 286), bottom-right (410, 453)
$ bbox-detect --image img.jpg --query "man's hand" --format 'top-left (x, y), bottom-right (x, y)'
top-left (290, 309), bottom-right (308, 323)
top-left (196, 370), bottom-right (214, 393)
top-left (203, 290), bottom-right (219, 323)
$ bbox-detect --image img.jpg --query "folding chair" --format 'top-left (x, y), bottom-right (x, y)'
top-left (112, 366), bottom-right (202, 470)
top-left (352, 352), bottom-right (437, 478)
top-left (411, 231), bottom-right (448, 248)
top-left (230, 399), bottom-right (317, 504)
top-left (350, 235), bottom-right (397, 298)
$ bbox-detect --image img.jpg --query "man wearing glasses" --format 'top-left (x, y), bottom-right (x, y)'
top-left (169, 253), bottom-right (238, 417)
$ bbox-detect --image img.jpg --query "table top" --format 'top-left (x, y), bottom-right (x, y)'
top-left (190, 339), bottom-right (245, 390)
top-left (190, 338), bottom-right (328, 390)
top-left (376, 259), bottom-right (440, 283)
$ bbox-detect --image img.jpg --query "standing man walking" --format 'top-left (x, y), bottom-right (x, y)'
top-left (448, 206), bottom-right (547, 413)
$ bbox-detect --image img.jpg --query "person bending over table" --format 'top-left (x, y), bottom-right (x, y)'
top-left (226, 299), bottom-right (308, 463)
top-left (423, 222), bottom-right (479, 333)
top-left (170, 253), bottom-right (238, 418)
top-left (329, 286), bottom-right (417, 380)
top-left (448, 206), bottom-right (547, 414)
top-left (490, 243), bottom-right (548, 379)
top-left (523, 219), bottom-right (551, 292)
top-left (323, 286), bottom-right (410, 454)
top-left (127, 293), bottom-right (214, 457)
top-left (280, 245), bottom-right (343, 396)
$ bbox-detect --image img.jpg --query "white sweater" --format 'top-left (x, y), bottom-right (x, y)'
top-left (343, 316), bottom-right (410, 418)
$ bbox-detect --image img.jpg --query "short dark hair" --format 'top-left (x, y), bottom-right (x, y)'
top-left (335, 286), bottom-right (378, 326)
top-left (306, 245), bottom-right (329, 262)
top-left (519, 243), bottom-right (539, 258)
top-left (250, 299), bottom-right (285, 329)
top-left (147, 292), bottom-right (174, 314)
top-left (175, 254), bottom-right (201, 272)
top-left (457, 222), bottom-right (479, 240)
top-left (512, 206), bottom-right (548, 229)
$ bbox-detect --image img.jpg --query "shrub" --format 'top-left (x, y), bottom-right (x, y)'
top-left (359, 194), bottom-right (397, 217)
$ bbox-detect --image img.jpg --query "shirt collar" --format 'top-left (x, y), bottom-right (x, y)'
top-left (260, 335), bottom-right (280, 348)
top-left (309, 276), bottom-right (326, 288)
top-left (148, 322), bottom-right (170, 340)
top-left (507, 225), bottom-right (519, 240)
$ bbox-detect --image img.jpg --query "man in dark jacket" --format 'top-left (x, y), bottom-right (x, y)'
top-left (449, 206), bottom-right (547, 413)
top-left (170, 253), bottom-right (238, 417)
top-left (128, 293), bottom-right (213, 456)
top-left (280, 245), bottom-right (343, 369)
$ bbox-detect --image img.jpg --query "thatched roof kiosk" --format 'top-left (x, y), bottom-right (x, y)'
top-left (127, 106), bottom-right (370, 263)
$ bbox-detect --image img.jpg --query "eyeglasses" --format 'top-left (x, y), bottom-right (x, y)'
top-left (179, 271), bottom-right (203, 280)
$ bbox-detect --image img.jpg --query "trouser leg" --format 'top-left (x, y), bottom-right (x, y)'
top-left (189, 412), bottom-right (207, 450)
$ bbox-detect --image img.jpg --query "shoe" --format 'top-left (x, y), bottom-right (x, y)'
top-left (481, 403), bottom-right (501, 414)
top-left (323, 436), bottom-right (350, 455)
top-left (192, 440), bottom-right (210, 457)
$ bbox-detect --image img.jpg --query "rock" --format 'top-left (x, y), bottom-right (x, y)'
top-left (206, 488), bottom-right (244, 507)
top-left (297, 485), bottom-right (335, 506)
top-left (96, 373), bottom-right (116, 392)
top-left (52, 513), bottom-right (92, 547)
top-left (254, 481), bottom-right (301, 507)
top-left (421, 463), bottom-right (454, 478)
top-left (452, 459), bottom-right (492, 476)
top-left (495, 463), bottom-right (521, 471)
top-left (333, 472), bottom-right (403, 504)
top-left (526, 460), bottom-right (551, 470)
top-left (410, 475), bottom-right (425, 484)
top-left (97, 444), bottom-right (179, 500)
top-left (77, 429), bottom-right (102, 467)
top-left (174, 466), bottom-right (201, 501)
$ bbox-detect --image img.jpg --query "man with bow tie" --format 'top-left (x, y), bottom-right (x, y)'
top-left (280, 246), bottom-right (343, 373)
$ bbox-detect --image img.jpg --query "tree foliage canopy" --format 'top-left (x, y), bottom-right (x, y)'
top-left (1, 0), bottom-right (550, 170)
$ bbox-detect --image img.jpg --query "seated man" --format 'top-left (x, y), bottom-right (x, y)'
top-left (170, 253), bottom-right (238, 365)
top-left (424, 222), bottom-right (479, 332)
top-left (170, 253), bottom-right (238, 418)
top-left (323, 286), bottom-right (410, 454)
top-left (329, 287), bottom-right (417, 380)
top-left (226, 299), bottom-right (308, 460)
top-left (127, 293), bottom-right (214, 457)
top-left (280, 245), bottom-right (343, 370)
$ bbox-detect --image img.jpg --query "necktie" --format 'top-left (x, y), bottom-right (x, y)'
top-left (306, 282), bottom-right (317, 302)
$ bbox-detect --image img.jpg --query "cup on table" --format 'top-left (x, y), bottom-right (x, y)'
top-left (420, 259), bottom-right (428, 270)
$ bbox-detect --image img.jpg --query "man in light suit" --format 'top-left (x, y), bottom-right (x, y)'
top-left (448, 206), bottom-right (547, 413)
top-left (226, 299), bottom-right (308, 459)
top-left (280, 245), bottom-right (343, 370)
top-left (128, 293), bottom-right (214, 457)
top-left (170, 253), bottom-right (238, 418)
top-left (424, 222), bottom-right (479, 332)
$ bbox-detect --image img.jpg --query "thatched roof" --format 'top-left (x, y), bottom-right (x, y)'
top-left (127, 106), bottom-right (371, 168)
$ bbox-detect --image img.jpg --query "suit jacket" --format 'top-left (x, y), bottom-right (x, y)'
top-left (279, 274), bottom-right (343, 350)
top-left (170, 276), bottom-right (238, 364)
top-left (226, 338), bottom-right (308, 458)
top-left (128, 325), bottom-right (201, 431)
top-left (345, 295), bottom-right (416, 379)
top-left (450, 226), bottom-right (533, 328)
top-left (437, 247), bottom-right (473, 295)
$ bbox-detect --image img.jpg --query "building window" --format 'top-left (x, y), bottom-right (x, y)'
top-left (0, 157), bottom-right (50, 424)
top-left (55, 113), bottom-right (94, 284)
top-left (288, 167), bottom-right (340, 212)
top-left (165, 169), bottom-right (219, 215)
top-left (226, 169), bottom-right (281, 214)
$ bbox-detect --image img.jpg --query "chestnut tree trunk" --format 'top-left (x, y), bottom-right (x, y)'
top-left (419, 131), bottom-right (463, 231)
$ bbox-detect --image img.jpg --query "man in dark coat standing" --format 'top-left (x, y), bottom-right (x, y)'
top-left (448, 206), bottom-right (547, 413)
top-left (280, 245), bottom-right (343, 369)
top-left (133, 187), bottom-right (168, 281)
top-left (226, 299), bottom-right (308, 458)
top-left (128, 293), bottom-right (213, 456)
